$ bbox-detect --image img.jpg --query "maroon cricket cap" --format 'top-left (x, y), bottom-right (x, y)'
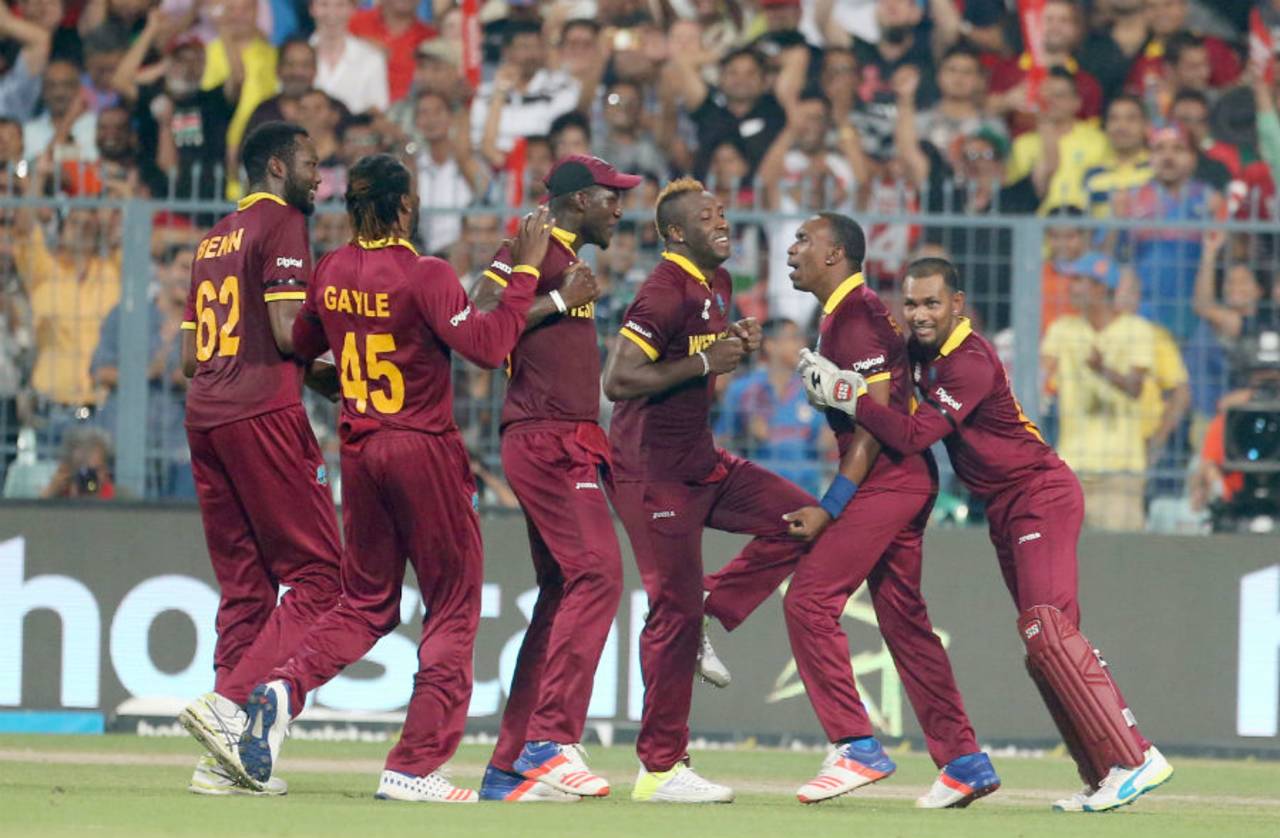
top-left (543, 155), bottom-right (643, 199)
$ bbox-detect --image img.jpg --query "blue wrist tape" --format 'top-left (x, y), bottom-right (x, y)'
top-left (818, 475), bottom-right (858, 520)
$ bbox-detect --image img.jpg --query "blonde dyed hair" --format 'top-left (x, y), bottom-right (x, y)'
top-left (654, 177), bottom-right (707, 244)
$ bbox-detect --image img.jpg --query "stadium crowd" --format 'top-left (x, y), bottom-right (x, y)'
top-left (0, 0), bottom-right (1278, 532)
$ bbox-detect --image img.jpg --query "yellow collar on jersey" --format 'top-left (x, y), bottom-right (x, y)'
top-left (938, 317), bottom-right (973, 357)
top-left (822, 273), bottom-right (864, 314)
top-left (661, 251), bottom-right (709, 287)
top-left (551, 227), bottom-right (578, 252)
top-left (356, 237), bottom-right (420, 255)
top-left (237, 192), bottom-right (287, 211)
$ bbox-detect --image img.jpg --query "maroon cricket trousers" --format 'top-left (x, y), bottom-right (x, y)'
top-left (187, 404), bottom-right (341, 706)
top-left (489, 420), bottom-right (624, 771)
top-left (985, 464), bottom-right (1151, 752)
top-left (271, 429), bottom-right (483, 777)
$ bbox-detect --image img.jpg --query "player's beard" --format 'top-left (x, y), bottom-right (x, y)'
top-left (284, 173), bottom-right (316, 216)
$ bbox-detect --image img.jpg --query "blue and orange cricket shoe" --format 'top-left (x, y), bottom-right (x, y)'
top-left (916, 752), bottom-right (1001, 809)
top-left (796, 738), bottom-right (897, 804)
top-left (513, 741), bottom-right (611, 797)
top-left (478, 764), bottom-right (579, 803)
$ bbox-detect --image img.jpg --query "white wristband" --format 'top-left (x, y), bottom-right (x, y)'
top-left (549, 289), bottom-right (568, 314)
top-left (697, 350), bottom-right (710, 376)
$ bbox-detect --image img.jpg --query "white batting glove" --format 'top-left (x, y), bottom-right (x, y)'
top-left (797, 348), bottom-right (866, 416)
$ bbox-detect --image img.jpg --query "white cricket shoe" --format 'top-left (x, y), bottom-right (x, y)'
top-left (178, 692), bottom-right (257, 789)
top-left (514, 741), bottom-right (610, 797)
top-left (631, 763), bottom-right (734, 803)
top-left (238, 680), bottom-right (292, 787)
top-left (189, 754), bottom-right (288, 796)
top-left (795, 739), bottom-right (896, 804)
top-left (1082, 746), bottom-right (1173, 812)
top-left (697, 617), bottom-right (731, 688)
top-left (1052, 787), bottom-right (1092, 812)
top-left (375, 770), bottom-right (479, 803)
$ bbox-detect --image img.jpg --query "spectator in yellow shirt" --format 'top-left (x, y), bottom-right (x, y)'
top-left (1081, 94), bottom-right (1152, 217)
top-left (201, 0), bottom-right (278, 196)
top-left (1006, 67), bottom-right (1108, 214)
top-left (1042, 251), bottom-right (1154, 531)
top-left (14, 202), bottom-right (121, 442)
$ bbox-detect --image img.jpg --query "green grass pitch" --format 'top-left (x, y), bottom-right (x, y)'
top-left (1, 734), bottom-right (1277, 838)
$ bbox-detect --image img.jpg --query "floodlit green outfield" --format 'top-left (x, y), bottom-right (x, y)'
top-left (1, 734), bottom-right (1277, 838)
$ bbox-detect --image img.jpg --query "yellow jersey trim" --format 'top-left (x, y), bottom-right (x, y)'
top-left (356, 237), bottom-right (419, 254)
top-left (512, 264), bottom-right (541, 280)
top-left (661, 251), bottom-right (709, 286)
top-left (484, 269), bottom-right (508, 288)
top-left (938, 317), bottom-right (974, 357)
top-left (237, 191), bottom-right (287, 211)
top-left (620, 327), bottom-right (660, 361)
top-left (180, 321), bottom-right (197, 331)
top-left (822, 273), bottom-right (865, 315)
top-left (551, 227), bottom-right (578, 253)
top-left (264, 290), bottom-right (307, 302)
top-left (864, 371), bottom-right (892, 385)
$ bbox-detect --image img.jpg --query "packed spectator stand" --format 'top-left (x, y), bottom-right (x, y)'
top-left (1, 0), bottom-right (1278, 535)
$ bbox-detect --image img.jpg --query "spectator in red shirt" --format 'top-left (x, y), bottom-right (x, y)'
top-left (987, 0), bottom-right (1103, 136)
top-left (1125, 0), bottom-right (1242, 97)
top-left (348, 0), bottom-right (437, 103)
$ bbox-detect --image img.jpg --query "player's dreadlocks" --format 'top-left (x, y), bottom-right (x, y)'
top-left (654, 177), bottom-right (705, 244)
top-left (345, 153), bottom-right (412, 241)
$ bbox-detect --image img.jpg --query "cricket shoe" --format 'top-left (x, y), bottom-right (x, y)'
top-left (375, 770), bottom-right (478, 803)
top-left (514, 741), bottom-right (610, 797)
top-left (916, 752), bottom-right (1000, 809)
top-left (1082, 746), bottom-right (1173, 812)
top-left (796, 738), bottom-right (896, 804)
top-left (238, 680), bottom-right (292, 785)
top-left (478, 764), bottom-right (579, 802)
top-left (178, 692), bottom-right (257, 789)
top-left (188, 754), bottom-right (288, 797)
top-left (697, 616), bottom-right (731, 688)
top-left (631, 763), bottom-right (734, 803)
top-left (1052, 788), bottom-right (1093, 812)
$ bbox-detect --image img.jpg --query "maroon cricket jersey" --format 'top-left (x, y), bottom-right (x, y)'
top-left (610, 252), bottom-right (733, 483)
top-left (182, 192), bottom-right (311, 430)
top-left (485, 228), bottom-right (599, 427)
top-left (817, 273), bottom-right (934, 495)
top-left (855, 318), bottom-right (1062, 501)
top-left (291, 238), bottom-right (537, 443)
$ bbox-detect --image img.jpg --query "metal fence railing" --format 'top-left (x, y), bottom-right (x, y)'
top-left (1, 194), bottom-right (1276, 535)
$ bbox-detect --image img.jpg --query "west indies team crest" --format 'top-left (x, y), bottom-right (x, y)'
top-left (715, 292), bottom-right (726, 314)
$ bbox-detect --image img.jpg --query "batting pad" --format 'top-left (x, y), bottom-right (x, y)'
top-left (1019, 605), bottom-right (1145, 779)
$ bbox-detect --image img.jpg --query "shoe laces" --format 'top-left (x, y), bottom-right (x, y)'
top-left (667, 764), bottom-right (720, 792)
top-left (567, 743), bottom-right (591, 770)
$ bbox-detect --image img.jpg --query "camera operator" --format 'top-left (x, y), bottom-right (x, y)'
top-left (1190, 332), bottom-right (1280, 529)
top-left (40, 424), bottom-right (116, 500)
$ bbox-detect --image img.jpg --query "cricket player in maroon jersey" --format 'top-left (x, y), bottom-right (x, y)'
top-left (772, 214), bottom-right (997, 807)
top-left (176, 121), bottom-right (341, 797)
top-left (603, 178), bottom-right (817, 803)
top-left (236, 155), bottom-right (552, 803)
top-left (470, 157), bottom-right (640, 802)
top-left (802, 257), bottom-right (1172, 812)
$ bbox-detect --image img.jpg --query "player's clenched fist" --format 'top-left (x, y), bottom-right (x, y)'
top-left (729, 317), bottom-right (763, 353)
top-left (560, 261), bottom-right (600, 309)
top-left (797, 348), bottom-right (865, 415)
top-left (782, 505), bottom-right (831, 542)
top-left (704, 335), bottom-right (746, 374)
top-left (510, 206), bottom-right (556, 268)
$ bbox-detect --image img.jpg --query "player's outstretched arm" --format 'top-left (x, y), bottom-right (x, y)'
top-left (603, 334), bottom-right (744, 401)
top-left (783, 377), bottom-right (891, 542)
top-left (856, 396), bottom-right (955, 455)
